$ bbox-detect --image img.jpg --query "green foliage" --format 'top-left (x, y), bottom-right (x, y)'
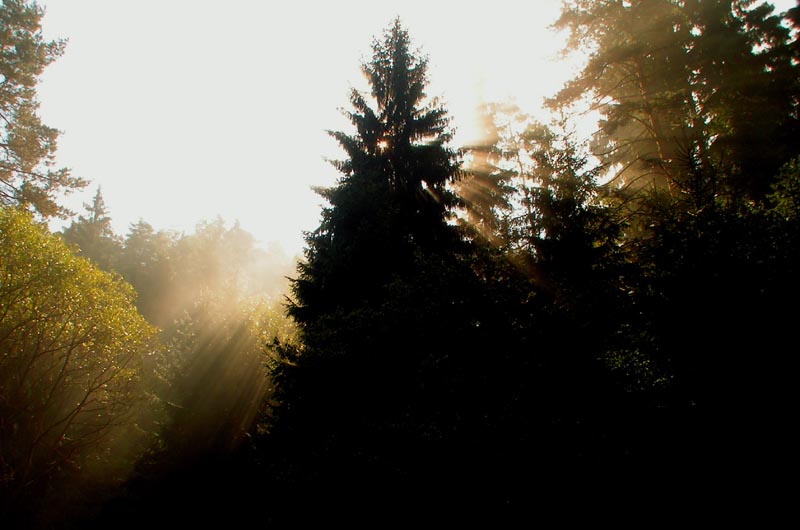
top-left (0, 206), bottom-right (156, 521)
top-left (59, 202), bottom-right (296, 464)
top-left (0, 0), bottom-right (86, 217)
top-left (63, 212), bottom-right (296, 471)
top-left (551, 0), bottom-right (800, 209)
top-left (56, 209), bottom-right (296, 525)
top-left (60, 187), bottom-right (123, 270)
top-left (116, 220), bottom-right (178, 326)
top-left (89, 216), bottom-right (294, 328)
top-left (768, 155), bottom-right (800, 220)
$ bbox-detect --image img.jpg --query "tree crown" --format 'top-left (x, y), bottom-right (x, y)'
top-left (0, 0), bottom-right (85, 217)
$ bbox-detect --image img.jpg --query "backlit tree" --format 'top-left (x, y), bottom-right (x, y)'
top-left (0, 0), bottom-right (85, 217)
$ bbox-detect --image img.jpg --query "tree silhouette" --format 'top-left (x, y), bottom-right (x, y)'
top-left (290, 19), bottom-right (461, 329)
top-left (271, 21), bottom-right (514, 507)
top-left (551, 0), bottom-right (800, 210)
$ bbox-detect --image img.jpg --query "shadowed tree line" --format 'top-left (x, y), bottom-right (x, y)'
top-left (2, 0), bottom-right (799, 526)
top-left (255, 5), bottom-right (799, 519)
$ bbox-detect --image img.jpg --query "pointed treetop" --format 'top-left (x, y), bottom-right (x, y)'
top-left (83, 187), bottom-right (110, 224)
top-left (327, 17), bottom-right (455, 202)
top-left (364, 18), bottom-right (428, 112)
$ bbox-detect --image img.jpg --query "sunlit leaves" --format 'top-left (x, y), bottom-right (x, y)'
top-left (0, 206), bottom-right (156, 497)
top-left (768, 155), bottom-right (800, 219)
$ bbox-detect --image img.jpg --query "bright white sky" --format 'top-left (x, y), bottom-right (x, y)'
top-left (35, 0), bottom-right (574, 256)
top-left (35, 0), bottom-right (795, 256)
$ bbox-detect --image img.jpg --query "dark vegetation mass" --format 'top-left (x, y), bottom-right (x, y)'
top-left (2, 0), bottom-right (799, 525)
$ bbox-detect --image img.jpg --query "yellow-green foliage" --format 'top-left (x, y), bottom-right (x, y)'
top-left (769, 156), bottom-right (800, 221)
top-left (0, 207), bottom-right (157, 494)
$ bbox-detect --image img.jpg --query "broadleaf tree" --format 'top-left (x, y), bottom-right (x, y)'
top-left (0, 207), bottom-right (157, 524)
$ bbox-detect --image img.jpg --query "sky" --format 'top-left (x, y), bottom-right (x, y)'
top-left (35, 0), bottom-right (796, 256)
top-left (35, 0), bottom-right (576, 256)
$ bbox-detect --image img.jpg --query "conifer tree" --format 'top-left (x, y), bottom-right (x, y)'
top-left (0, 0), bottom-right (85, 217)
top-left (275, 21), bottom-right (496, 493)
top-left (60, 187), bottom-right (122, 270)
top-left (455, 103), bottom-right (517, 247)
top-left (551, 0), bottom-right (800, 208)
top-left (289, 19), bottom-right (462, 339)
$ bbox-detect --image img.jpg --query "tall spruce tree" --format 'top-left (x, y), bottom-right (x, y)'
top-left (273, 21), bottom-right (508, 502)
top-left (290, 19), bottom-right (460, 330)
top-left (287, 19), bottom-right (466, 364)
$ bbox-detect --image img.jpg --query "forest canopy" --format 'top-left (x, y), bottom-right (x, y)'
top-left (2, 1), bottom-right (799, 526)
